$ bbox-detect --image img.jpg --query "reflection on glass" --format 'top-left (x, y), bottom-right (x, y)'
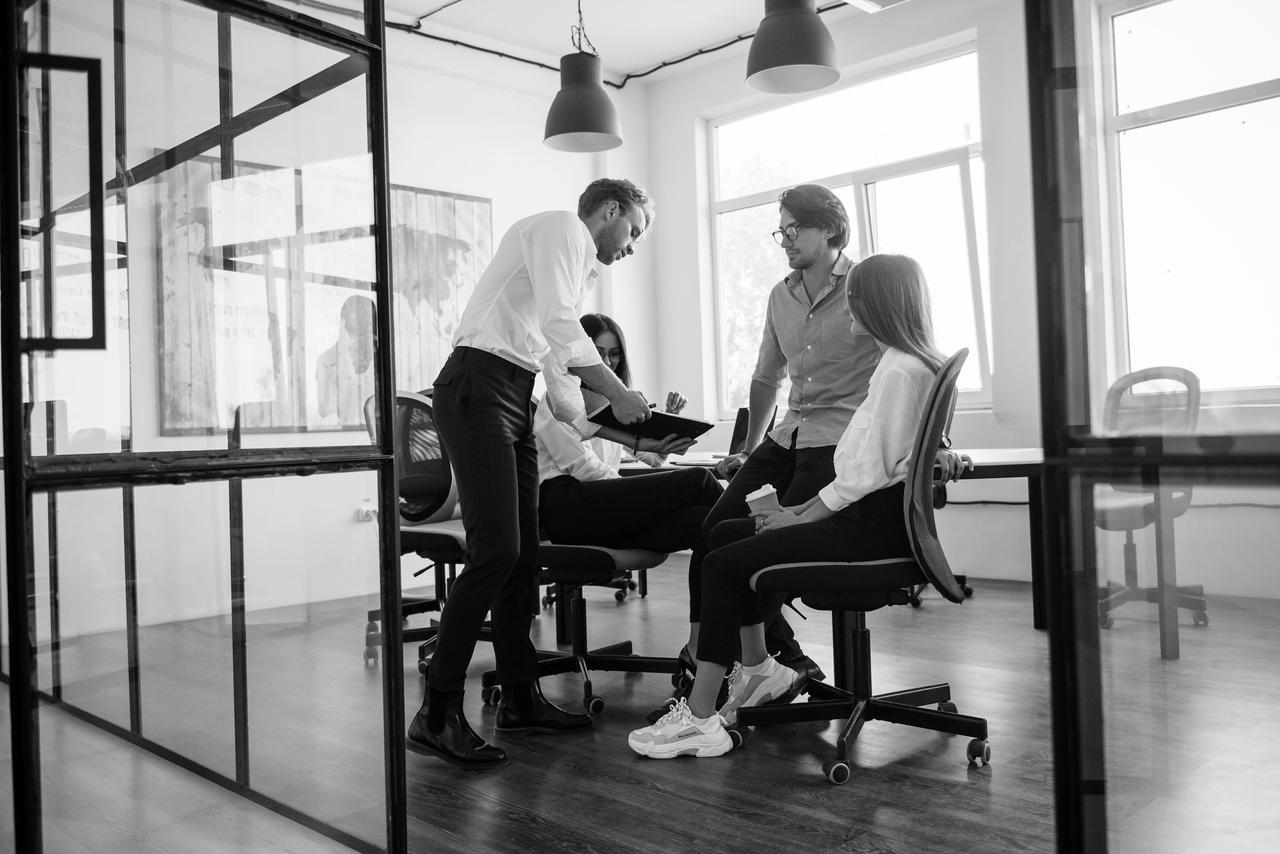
top-left (870, 163), bottom-right (985, 391)
top-left (1080, 470), bottom-right (1280, 852)
top-left (35, 489), bottom-right (131, 729)
top-left (242, 471), bottom-right (385, 846)
top-left (716, 53), bottom-right (980, 199)
top-left (1113, 0), bottom-right (1280, 114)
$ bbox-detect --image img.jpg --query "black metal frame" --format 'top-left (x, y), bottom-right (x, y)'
top-left (3, 1), bottom-right (406, 852)
top-left (1024, 1), bottom-right (1280, 851)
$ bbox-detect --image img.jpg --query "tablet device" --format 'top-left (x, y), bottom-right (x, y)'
top-left (588, 404), bottom-right (714, 442)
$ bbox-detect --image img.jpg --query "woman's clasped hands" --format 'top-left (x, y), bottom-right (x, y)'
top-left (751, 506), bottom-right (804, 534)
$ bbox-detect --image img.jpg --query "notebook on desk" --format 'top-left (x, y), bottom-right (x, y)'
top-left (588, 405), bottom-right (714, 442)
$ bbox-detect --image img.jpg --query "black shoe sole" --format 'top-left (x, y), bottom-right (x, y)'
top-left (406, 736), bottom-right (508, 768)
top-left (493, 723), bottom-right (593, 735)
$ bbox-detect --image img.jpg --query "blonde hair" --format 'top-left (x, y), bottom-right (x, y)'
top-left (846, 254), bottom-right (945, 372)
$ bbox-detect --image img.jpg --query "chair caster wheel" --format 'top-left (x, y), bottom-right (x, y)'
top-left (962, 585), bottom-right (973, 598)
top-left (938, 701), bottom-right (957, 713)
top-left (614, 589), bottom-right (627, 602)
top-left (417, 659), bottom-right (429, 676)
top-left (672, 671), bottom-right (693, 692)
top-left (909, 596), bottom-right (922, 608)
top-left (481, 685), bottom-right (502, 706)
top-left (363, 648), bottom-right (378, 666)
top-left (727, 726), bottom-right (748, 749)
top-left (585, 695), bottom-right (606, 714)
top-left (1099, 613), bottom-right (1114, 630)
top-left (967, 738), bottom-right (991, 766)
top-left (822, 759), bottom-right (850, 784)
top-left (1193, 610), bottom-right (1209, 627)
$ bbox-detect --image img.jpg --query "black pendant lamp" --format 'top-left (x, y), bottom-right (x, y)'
top-left (746, 0), bottom-right (840, 94)
top-left (544, 1), bottom-right (622, 152)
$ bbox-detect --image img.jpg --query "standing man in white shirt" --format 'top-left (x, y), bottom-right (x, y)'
top-left (407, 179), bottom-right (654, 768)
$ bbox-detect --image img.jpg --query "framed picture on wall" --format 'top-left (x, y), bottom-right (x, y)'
top-left (155, 154), bottom-right (491, 435)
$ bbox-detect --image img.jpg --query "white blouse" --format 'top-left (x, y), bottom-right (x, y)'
top-left (534, 400), bottom-right (666, 484)
top-left (817, 347), bottom-right (935, 513)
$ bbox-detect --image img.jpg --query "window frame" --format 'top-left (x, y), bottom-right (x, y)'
top-left (708, 52), bottom-right (993, 421)
top-left (1098, 0), bottom-right (1280, 406)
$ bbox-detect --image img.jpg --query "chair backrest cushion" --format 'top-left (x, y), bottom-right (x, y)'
top-left (904, 349), bottom-right (969, 604)
top-left (364, 391), bottom-right (458, 524)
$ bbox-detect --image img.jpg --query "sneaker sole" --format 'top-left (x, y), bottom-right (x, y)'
top-left (627, 733), bottom-right (733, 759)
top-left (721, 674), bottom-right (809, 726)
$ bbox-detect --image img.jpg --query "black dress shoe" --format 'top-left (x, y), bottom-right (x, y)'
top-left (407, 693), bottom-right (507, 768)
top-left (776, 652), bottom-right (826, 684)
top-left (495, 680), bottom-right (592, 734)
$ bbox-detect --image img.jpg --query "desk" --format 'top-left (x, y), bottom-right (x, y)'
top-left (960, 448), bottom-right (1046, 630)
top-left (670, 447), bottom-right (1049, 629)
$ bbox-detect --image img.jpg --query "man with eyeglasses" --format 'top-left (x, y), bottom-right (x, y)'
top-left (701, 183), bottom-right (881, 689)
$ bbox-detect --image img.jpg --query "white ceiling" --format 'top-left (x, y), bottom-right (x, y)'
top-left (378, 1), bottom-right (888, 82)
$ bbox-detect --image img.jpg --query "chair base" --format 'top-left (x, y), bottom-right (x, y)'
top-left (735, 609), bottom-right (990, 782)
top-left (1097, 581), bottom-right (1208, 661)
top-left (482, 583), bottom-right (679, 714)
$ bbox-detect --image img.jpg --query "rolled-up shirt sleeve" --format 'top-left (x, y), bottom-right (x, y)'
top-left (534, 400), bottom-right (618, 482)
top-left (817, 367), bottom-right (926, 512)
top-left (524, 212), bottom-right (603, 370)
top-left (542, 359), bottom-right (600, 435)
top-left (750, 295), bottom-right (787, 389)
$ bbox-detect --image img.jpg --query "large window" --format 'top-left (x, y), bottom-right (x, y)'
top-left (1102, 0), bottom-right (1280, 399)
top-left (710, 51), bottom-right (990, 416)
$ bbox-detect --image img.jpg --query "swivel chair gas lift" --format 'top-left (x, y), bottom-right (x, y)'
top-left (362, 392), bottom-right (467, 672)
top-left (735, 350), bottom-right (990, 784)
top-left (1095, 367), bottom-right (1205, 660)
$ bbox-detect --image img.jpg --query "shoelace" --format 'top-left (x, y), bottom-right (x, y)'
top-left (653, 697), bottom-right (693, 729)
top-left (722, 662), bottom-right (746, 706)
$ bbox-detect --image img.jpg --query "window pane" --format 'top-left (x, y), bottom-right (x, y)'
top-left (715, 203), bottom-right (784, 413)
top-left (1119, 97), bottom-right (1280, 392)
top-left (869, 163), bottom-right (986, 392)
top-left (716, 53), bottom-right (979, 199)
top-left (1113, 0), bottom-right (1280, 114)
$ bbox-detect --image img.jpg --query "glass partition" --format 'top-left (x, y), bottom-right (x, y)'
top-left (1028, 1), bottom-right (1280, 849)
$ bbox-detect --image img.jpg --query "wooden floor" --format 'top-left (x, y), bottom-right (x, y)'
top-left (5, 558), bottom-right (1280, 853)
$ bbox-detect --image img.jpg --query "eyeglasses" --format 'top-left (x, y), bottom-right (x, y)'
top-left (771, 223), bottom-right (810, 245)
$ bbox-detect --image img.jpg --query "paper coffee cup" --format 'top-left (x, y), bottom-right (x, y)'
top-left (745, 484), bottom-right (781, 514)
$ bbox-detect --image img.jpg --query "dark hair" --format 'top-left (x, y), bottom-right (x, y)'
top-left (580, 312), bottom-right (631, 387)
top-left (778, 183), bottom-right (850, 251)
top-left (577, 178), bottom-right (655, 231)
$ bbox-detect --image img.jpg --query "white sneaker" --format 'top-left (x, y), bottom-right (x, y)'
top-left (717, 656), bottom-right (802, 726)
top-left (627, 698), bottom-right (732, 759)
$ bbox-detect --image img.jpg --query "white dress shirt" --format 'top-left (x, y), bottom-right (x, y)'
top-left (534, 400), bottom-right (666, 484)
top-left (817, 347), bottom-right (935, 512)
top-left (452, 210), bottom-right (604, 431)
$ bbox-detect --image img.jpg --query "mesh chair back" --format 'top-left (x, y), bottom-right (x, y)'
top-left (905, 349), bottom-right (969, 604)
top-left (364, 391), bottom-right (457, 524)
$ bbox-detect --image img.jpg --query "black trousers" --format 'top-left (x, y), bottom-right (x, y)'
top-left (427, 347), bottom-right (541, 693)
top-left (696, 483), bottom-right (909, 667)
top-left (700, 433), bottom-right (837, 658)
top-left (539, 467), bottom-right (725, 620)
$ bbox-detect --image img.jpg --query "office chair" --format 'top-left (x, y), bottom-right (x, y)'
top-left (735, 350), bottom-right (990, 784)
top-left (483, 542), bottom-right (682, 714)
top-left (362, 391), bottom-right (467, 671)
top-left (1095, 367), bottom-right (1204, 659)
top-left (727, 405), bottom-right (777, 456)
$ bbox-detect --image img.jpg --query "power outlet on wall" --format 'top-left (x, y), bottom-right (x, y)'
top-left (355, 499), bottom-right (378, 522)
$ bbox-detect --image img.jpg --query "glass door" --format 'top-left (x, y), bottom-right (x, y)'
top-left (3, 1), bottom-right (406, 851)
top-left (1026, 0), bottom-right (1280, 850)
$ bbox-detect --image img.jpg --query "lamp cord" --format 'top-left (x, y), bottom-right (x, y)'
top-left (570, 0), bottom-right (599, 57)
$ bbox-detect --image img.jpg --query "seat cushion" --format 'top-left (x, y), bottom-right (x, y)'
top-left (400, 518), bottom-right (467, 556)
top-left (1094, 487), bottom-right (1191, 531)
top-left (538, 544), bottom-right (668, 586)
top-left (749, 557), bottom-right (924, 612)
